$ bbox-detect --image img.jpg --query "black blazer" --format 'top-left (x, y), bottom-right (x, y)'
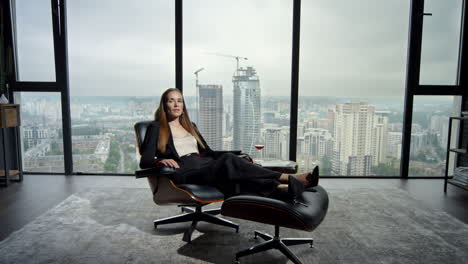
top-left (139, 121), bottom-right (240, 169)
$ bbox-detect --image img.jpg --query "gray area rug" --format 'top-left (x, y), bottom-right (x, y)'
top-left (1, 187), bottom-right (467, 264)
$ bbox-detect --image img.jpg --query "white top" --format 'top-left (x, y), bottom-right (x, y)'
top-left (173, 134), bottom-right (199, 157)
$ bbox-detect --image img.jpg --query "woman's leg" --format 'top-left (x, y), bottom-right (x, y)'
top-left (209, 153), bottom-right (282, 197)
top-left (174, 153), bottom-right (318, 199)
top-left (171, 155), bottom-right (214, 185)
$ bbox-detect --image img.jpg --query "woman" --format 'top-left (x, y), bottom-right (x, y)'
top-left (139, 88), bottom-right (318, 199)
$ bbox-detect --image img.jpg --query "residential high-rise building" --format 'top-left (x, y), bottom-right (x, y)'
top-left (297, 137), bottom-right (305, 154)
top-left (233, 66), bottom-right (261, 156)
top-left (410, 132), bottom-right (427, 156)
top-left (263, 128), bottom-right (282, 159)
top-left (371, 111), bottom-right (389, 166)
top-left (327, 109), bottom-right (336, 137)
top-left (297, 124), bottom-right (305, 137)
top-left (303, 128), bottom-right (334, 160)
top-left (388, 131), bottom-right (402, 159)
top-left (430, 115), bottom-right (449, 147)
top-left (280, 126), bottom-right (290, 161)
top-left (23, 125), bottom-right (50, 150)
top-left (332, 102), bottom-right (375, 176)
top-left (198, 84), bottom-right (223, 150)
top-left (223, 108), bottom-right (233, 137)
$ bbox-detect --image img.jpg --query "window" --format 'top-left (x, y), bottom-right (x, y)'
top-left (15, 92), bottom-right (64, 173)
top-left (409, 96), bottom-right (461, 177)
top-left (9, 0), bottom-right (467, 178)
top-left (183, 0), bottom-right (293, 161)
top-left (419, 0), bottom-right (463, 85)
top-left (298, 0), bottom-right (410, 176)
top-left (67, 0), bottom-right (175, 173)
top-left (13, 0), bottom-right (56, 81)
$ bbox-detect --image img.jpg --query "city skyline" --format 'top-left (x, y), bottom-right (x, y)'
top-left (16, 91), bottom-right (456, 176)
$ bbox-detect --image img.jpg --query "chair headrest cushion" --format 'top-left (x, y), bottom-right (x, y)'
top-left (134, 121), bottom-right (154, 153)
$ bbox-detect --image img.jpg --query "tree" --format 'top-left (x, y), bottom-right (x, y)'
top-left (104, 137), bottom-right (120, 173)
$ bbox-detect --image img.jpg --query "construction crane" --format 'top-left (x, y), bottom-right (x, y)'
top-left (207, 52), bottom-right (248, 73)
top-left (194, 68), bottom-right (204, 120)
top-left (194, 67), bottom-right (204, 88)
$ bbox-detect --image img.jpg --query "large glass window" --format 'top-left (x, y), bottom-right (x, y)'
top-left (15, 92), bottom-right (64, 173)
top-left (67, 0), bottom-right (175, 173)
top-left (419, 0), bottom-right (463, 85)
top-left (298, 0), bottom-right (410, 176)
top-left (409, 96), bottom-right (461, 177)
top-left (183, 0), bottom-right (293, 161)
top-left (13, 0), bottom-right (56, 81)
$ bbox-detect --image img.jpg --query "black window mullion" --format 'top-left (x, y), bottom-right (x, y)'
top-left (289, 0), bottom-right (301, 162)
top-left (457, 0), bottom-right (468, 165)
top-left (51, 0), bottom-right (72, 174)
top-left (456, 0), bottom-right (467, 88)
top-left (414, 85), bottom-right (463, 95)
top-left (12, 81), bottom-right (61, 92)
top-left (4, 0), bottom-right (18, 97)
top-left (175, 0), bottom-right (182, 92)
top-left (401, 0), bottom-right (425, 178)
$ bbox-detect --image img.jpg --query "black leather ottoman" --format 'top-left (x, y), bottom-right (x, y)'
top-left (221, 185), bottom-right (329, 264)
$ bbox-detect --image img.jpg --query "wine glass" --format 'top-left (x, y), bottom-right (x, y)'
top-left (254, 144), bottom-right (264, 165)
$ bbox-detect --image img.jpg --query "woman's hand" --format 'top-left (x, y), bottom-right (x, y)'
top-left (157, 159), bottom-right (180, 168)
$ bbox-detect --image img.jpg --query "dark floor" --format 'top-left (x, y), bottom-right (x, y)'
top-left (0, 175), bottom-right (467, 241)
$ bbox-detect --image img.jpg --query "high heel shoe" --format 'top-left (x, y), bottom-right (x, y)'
top-left (306, 166), bottom-right (320, 188)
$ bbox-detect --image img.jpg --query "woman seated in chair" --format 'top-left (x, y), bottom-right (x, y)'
top-left (139, 88), bottom-right (319, 199)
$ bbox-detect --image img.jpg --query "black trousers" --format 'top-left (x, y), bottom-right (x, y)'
top-left (172, 153), bottom-right (282, 198)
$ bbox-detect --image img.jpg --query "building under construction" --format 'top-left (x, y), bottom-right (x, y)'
top-left (233, 66), bottom-right (261, 156)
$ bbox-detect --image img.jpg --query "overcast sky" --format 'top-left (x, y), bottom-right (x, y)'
top-left (14, 0), bottom-right (463, 97)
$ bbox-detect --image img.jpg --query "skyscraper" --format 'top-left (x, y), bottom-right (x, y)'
top-left (233, 67), bottom-right (261, 156)
top-left (263, 128), bottom-right (282, 159)
top-left (371, 111), bottom-right (389, 166)
top-left (430, 114), bottom-right (449, 147)
top-left (304, 128), bottom-right (334, 160)
top-left (198, 84), bottom-right (223, 150)
top-left (388, 132), bottom-right (402, 159)
top-left (332, 102), bottom-right (375, 176)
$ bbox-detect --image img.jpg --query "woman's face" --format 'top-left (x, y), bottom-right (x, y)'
top-left (165, 91), bottom-right (184, 120)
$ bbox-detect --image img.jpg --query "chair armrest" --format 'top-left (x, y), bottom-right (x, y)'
top-left (135, 166), bottom-right (176, 179)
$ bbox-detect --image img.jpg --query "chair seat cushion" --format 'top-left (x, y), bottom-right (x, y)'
top-left (177, 184), bottom-right (225, 202)
top-left (221, 185), bottom-right (329, 231)
top-left (135, 167), bottom-right (175, 178)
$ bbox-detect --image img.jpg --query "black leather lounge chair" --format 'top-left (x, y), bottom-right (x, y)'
top-left (134, 121), bottom-right (239, 243)
top-left (221, 184), bottom-right (329, 264)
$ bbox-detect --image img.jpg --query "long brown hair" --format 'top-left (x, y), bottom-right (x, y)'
top-left (154, 88), bottom-right (206, 153)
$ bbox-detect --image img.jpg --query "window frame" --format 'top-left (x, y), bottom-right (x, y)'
top-left (4, 0), bottom-right (467, 177)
